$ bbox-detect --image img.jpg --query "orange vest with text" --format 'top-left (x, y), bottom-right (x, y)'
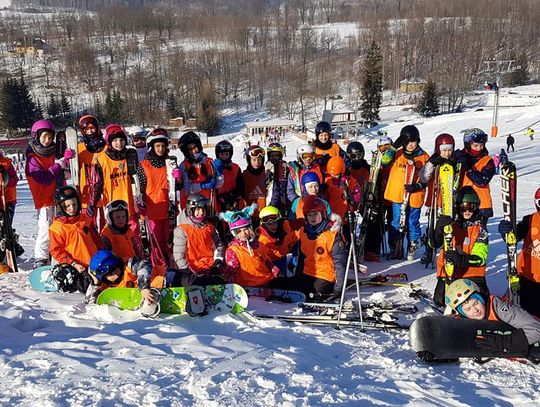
top-left (218, 163), bottom-right (240, 195)
top-left (299, 228), bottom-right (338, 282)
top-left (242, 169), bottom-right (267, 209)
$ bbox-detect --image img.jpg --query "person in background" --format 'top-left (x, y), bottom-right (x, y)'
top-left (506, 134), bottom-right (515, 152)
top-left (128, 126), bottom-right (148, 163)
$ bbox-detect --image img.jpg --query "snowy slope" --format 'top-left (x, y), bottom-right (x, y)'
top-left (1, 86), bottom-right (540, 405)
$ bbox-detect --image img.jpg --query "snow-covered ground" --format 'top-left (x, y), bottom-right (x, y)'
top-left (1, 86), bottom-right (540, 405)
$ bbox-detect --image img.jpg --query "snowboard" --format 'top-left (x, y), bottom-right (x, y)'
top-left (29, 266), bottom-right (58, 292)
top-left (96, 284), bottom-right (248, 315)
top-left (409, 315), bottom-right (540, 360)
top-left (245, 286), bottom-right (306, 303)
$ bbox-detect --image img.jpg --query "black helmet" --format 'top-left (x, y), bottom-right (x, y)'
top-left (215, 140), bottom-right (233, 157)
top-left (315, 121), bottom-right (332, 137)
top-left (400, 125), bottom-right (420, 143)
top-left (346, 141), bottom-right (365, 161)
top-left (179, 131), bottom-right (202, 158)
top-left (54, 186), bottom-right (81, 217)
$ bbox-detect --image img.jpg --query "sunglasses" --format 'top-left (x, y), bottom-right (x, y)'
top-left (459, 203), bottom-right (478, 212)
top-left (301, 153), bottom-right (314, 161)
top-left (261, 214), bottom-right (280, 224)
top-left (248, 148), bottom-right (265, 158)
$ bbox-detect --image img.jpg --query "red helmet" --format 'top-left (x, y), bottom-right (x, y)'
top-left (302, 196), bottom-right (327, 218)
top-left (327, 156), bottom-right (346, 176)
top-left (535, 187), bottom-right (540, 212)
top-left (78, 114), bottom-right (99, 131)
top-left (104, 124), bottom-right (127, 145)
top-left (435, 133), bottom-right (455, 154)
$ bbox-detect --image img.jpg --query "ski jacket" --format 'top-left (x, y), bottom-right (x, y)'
top-left (179, 155), bottom-right (223, 209)
top-left (290, 195), bottom-right (331, 222)
top-left (138, 159), bottom-right (168, 220)
top-left (459, 151), bottom-right (494, 214)
top-left (434, 219), bottom-right (488, 279)
top-left (225, 238), bottom-right (277, 287)
top-left (101, 224), bottom-right (138, 262)
top-left (257, 220), bottom-right (300, 262)
top-left (286, 161), bottom-right (324, 202)
top-left (517, 212), bottom-right (540, 282)
top-left (242, 166), bottom-right (267, 209)
top-left (506, 135), bottom-right (515, 146)
top-left (173, 210), bottom-right (224, 274)
top-left (487, 295), bottom-right (540, 344)
top-left (0, 156), bottom-right (18, 205)
top-left (323, 175), bottom-right (361, 220)
top-left (91, 149), bottom-right (136, 216)
top-left (348, 165), bottom-right (369, 189)
top-left (297, 226), bottom-right (346, 284)
top-left (25, 147), bottom-right (62, 209)
top-left (78, 142), bottom-right (104, 209)
top-left (382, 147), bottom-right (429, 208)
top-left (49, 213), bottom-right (103, 267)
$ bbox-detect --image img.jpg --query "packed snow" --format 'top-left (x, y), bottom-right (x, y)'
top-left (1, 85), bottom-right (540, 405)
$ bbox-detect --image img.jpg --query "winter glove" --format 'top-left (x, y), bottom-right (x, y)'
top-left (208, 259), bottom-right (224, 275)
top-left (54, 158), bottom-right (68, 170)
top-left (212, 159), bottom-right (224, 177)
top-left (428, 154), bottom-right (445, 166)
top-left (63, 148), bottom-right (76, 161)
top-left (444, 250), bottom-right (470, 268)
top-left (171, 168), bottom-right (182, 181)
top-left (498, 220), bottom-right (513, 237)
top-left (404, 183), bottom-right (423, 193)
top-left (475, 329), bottom-right (529, 355)
top-left (452, 150), bottom-right (474, 172)
top-left (435, 215), bottom-right (452, 234)
top-left (392, 134), bottom-right (408, 150)
top-left (200, 178), bottom-right (217, 190)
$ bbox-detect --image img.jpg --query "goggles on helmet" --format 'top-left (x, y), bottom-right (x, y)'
top-left (261, 214), bottom-right (281, 225)
top-left (248, 148), bottom-right (265, 158)
top-left (459, 202), bottom-right (478, 212)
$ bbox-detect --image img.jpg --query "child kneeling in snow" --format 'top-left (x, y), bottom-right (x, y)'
top-left (101, 199), bottom-right (143, 262)
top-left (445, 279), bottom-right (540, 356)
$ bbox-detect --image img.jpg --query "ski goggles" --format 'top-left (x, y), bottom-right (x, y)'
top-left (459, 202), bottom-right (478, 212)
top-left (300, 153), bottom-right (315, 161)
top-left (107, 200), bottom-right (128, 212)
top-left (348, 152), bottom-right (364, 161)
top-left (248, 148), bottom-right (265, 158)
top-left (261, 214), bottom-right (281, 225)
top-left (230, 211), bottom-right (251, 222)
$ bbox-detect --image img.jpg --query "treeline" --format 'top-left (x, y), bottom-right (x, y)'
top-left (0, 0), bottom-right (538, 130)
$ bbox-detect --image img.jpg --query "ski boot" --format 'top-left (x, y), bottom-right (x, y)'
top-left (407, 240), bottom-right (420, 261)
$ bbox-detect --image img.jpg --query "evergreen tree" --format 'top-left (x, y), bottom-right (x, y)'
top-left (0, 78), bottom-right (39, 131)
top-left (47, 94), bottom-right (61, 119)
top-left (60, 92), bottom-right (71, 118)
top-left (166, 92), bottom-right (181, 118)
top-left (104, 90), bottom-right (124, 123)
top-left (417, 80), bottom-right (440, 117)
top-left (197, 79), bottom-right (220, 136)
top-left (509, 52), bottom-right (529, 86)
top-left (360, 40), bottom-right (383, 123)
top-left (17, 79), bottom-right (40, 129)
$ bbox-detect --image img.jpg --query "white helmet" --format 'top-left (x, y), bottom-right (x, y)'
top-left (377, 136), bottom-right (393, 147)
top-left (297, 144), bottom-right (315, 161)
top-left (128, 126), bottom-right (147, 138)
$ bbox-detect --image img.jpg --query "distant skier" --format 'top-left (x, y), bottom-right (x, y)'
top-left (506, 134), bottom-right (515, 152)
top-left (527, 127), bottom-right (535, 141)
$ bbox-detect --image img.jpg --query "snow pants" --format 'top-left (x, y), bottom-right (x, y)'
top-left (35, 205), bottom-right (55, 261)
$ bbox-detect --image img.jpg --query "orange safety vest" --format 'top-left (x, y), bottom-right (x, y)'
top-left (94, 151), bottom-right (136, 216)
top-left (27, 153), bottom-right (57, 209)
top-left (242, 169), bottom-right (267, 208)
top-left (218, 163), bottom-right (240, 195)
top-left (323, 176), bottom-right (358, 220)
top-left (78, 143), bottom-right (103, 208)
top-left (315, 143), bottom-right (341, 158)
top-left (49, 214), bottom-right (101, 267)
top-left (299, 228), bottom-right (338, 282)
top-left (517, 212), bottom-right (540, 283)
top-left (461, 155), bottom-right (493, 210)
top-left (258, 221), bottom-right (299, 262)
top-left (101, 225), bottom-right (137, 262)
top-left (178, 222), bottom-right (216, 273)
top-left (0, 156), bottom-right (16, 204)
top-left (228, 242), bottom-right (275, 287)
top-left (384, 150), bottom-right (429, 208)
top-left (436, 222), bottom-right (485, 278)
top-left (140, 160), bottom-right (169, 220)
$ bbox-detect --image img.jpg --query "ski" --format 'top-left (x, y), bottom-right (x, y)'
top-left (254, 313), bottom-right (408, 329)
top-left (300, 301), bottom-right (418, 315)
top-left (409, 289), bottom-right (444, 315)
top-left (244, 287), bottom-right (306, 303)
top-left (421, 165), bottom-right (440, 268)
top-left (500, 161), bottom-right (519, 303)
top-left (393, 160), bottom-right (415, 259)
top-left (439, 163), bottom-right (455, 279)
top-left (65, 127), bottom-right (80, 191)
top-left (166, 155), bottom-right (179, 228)
top-left (0, 183), bottom-right (22, 273)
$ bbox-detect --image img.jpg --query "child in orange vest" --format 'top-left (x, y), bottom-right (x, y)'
top-left (49, 186), bottom-right (103, 273)
top-left (221, 205), bottom-right (279, 287)
top-left (26, 119), bottom-right (74, 267)
top-left (101, 199), bottom-right (142, 262)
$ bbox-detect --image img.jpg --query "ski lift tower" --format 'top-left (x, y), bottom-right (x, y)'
top-left (479, 60), bottom-right (520, 137)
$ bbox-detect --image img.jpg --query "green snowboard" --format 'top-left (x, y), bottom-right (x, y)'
top-left (96, 284), bottom-right (248, 315)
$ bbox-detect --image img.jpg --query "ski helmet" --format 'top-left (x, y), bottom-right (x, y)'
top-left (535, 188), bottom-right (540, 212)
top-left (302, 195), bottom-right (327, 218)
top-left (400, 125), bottom-right (420, 143)
top-left (128, 126), bottom-right (147, 138)
top-left (463, 128), bottom-right (487, 146)
top-left (105, 200), bottom-right (129, 227)
top-left (146, 128), bottom-right (169, 151)
top-left (346, 141), bottom-right (365, 161)
top-left (245, 145), bottom-right (265, 165)
top-left (377, 136), bottom-right (393, 147)
top-left (455, 186), bottom-right (480, 216)
top-left (301, 171), bottom-right (320, 193)
top-left (54, 186), bottom-right (81, 217)
top-left (179, 131), bottom-right (202, 158)
top-left (31, 119), bottom-right (56, 139)
top-left (89, 250), bottom-right (123, 282)
top-left (227, 210), bottom-right (252, 232)
top-left (327, 156), bottom-right (346, 177)
top-left (445, 279), bottom-right (482, 313)
top-left (78, 115), bottom-right (99, 132)
top-left (215, 140), bottom-right (234, 158)
top-left (104, 124), bottom-right (128, 146)
top-left (267, 142), bottom-right (285, 157)
top-left (186, 193), bottom-right (209, 223)
top-left (259, 206), bottom-right (282, 225)
top-left (50, 264), bottom-right (81, 293)
top-left (435, 133), bottom-right (455, 154)
top-left (315, 121), bottom-right (332, 138)
top-left (297, 144), bottom-right (315, 162)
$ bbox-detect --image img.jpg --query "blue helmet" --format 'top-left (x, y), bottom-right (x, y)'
top-left (89, 250), bottom-right (122, 281)
top-left (463, 128), bottom-right (487, 146)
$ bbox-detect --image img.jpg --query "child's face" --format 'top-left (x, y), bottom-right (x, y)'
top-left (132, 136), bottom-right (146, 147)
top-left (301, 154), bottom-right (314, 166)
top-left (111, 209), bottom-right (127, 228)
top-left (153, 142), bottom-right (167, 156)
top-left (62, 198), bottom-right (78, 216)
top-left (469, 142), bottom-right (484, 152)
top-left (235, 226), bottom-right (252, 241)
top-left (306, 211), bottom-right (323, 226)
top-left (111, 137), bottom-right (126, 151)
top-left (318, 132), bottom-right (330, 143)
top-left (461, 298), bottom-right (486, 320)
top-left (218, 151), bottom-right (231, 161)
top-left (440, 148), bottom-right (453, 159)
top-left (83, 123), bottom-right (97, 137)
top-left (187, 143), bottom-right (200, 157)
top-left (267, 152), bottom-right (281, 164)
top-left (305, 183), bottom-right (319, 196)
top-left (250, 155), bottom-right (264, 169)
top-left (193, 207), bottom-right (206, 218)
top-left (405, 140), bottom-right (418, 152)
top-left (104, 267), bottom-right (122, 283)
top-left (39, 131), bottom-right (54, 147)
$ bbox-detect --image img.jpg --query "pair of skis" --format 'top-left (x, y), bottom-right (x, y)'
top-left (393, 160), bottom-right (416, 259)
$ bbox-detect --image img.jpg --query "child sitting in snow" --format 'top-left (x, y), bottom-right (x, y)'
top-left (101, 199), bottom-right (143, 262)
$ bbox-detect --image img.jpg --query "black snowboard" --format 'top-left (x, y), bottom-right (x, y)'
top-left (410, 315), bottom-right (540, 360)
